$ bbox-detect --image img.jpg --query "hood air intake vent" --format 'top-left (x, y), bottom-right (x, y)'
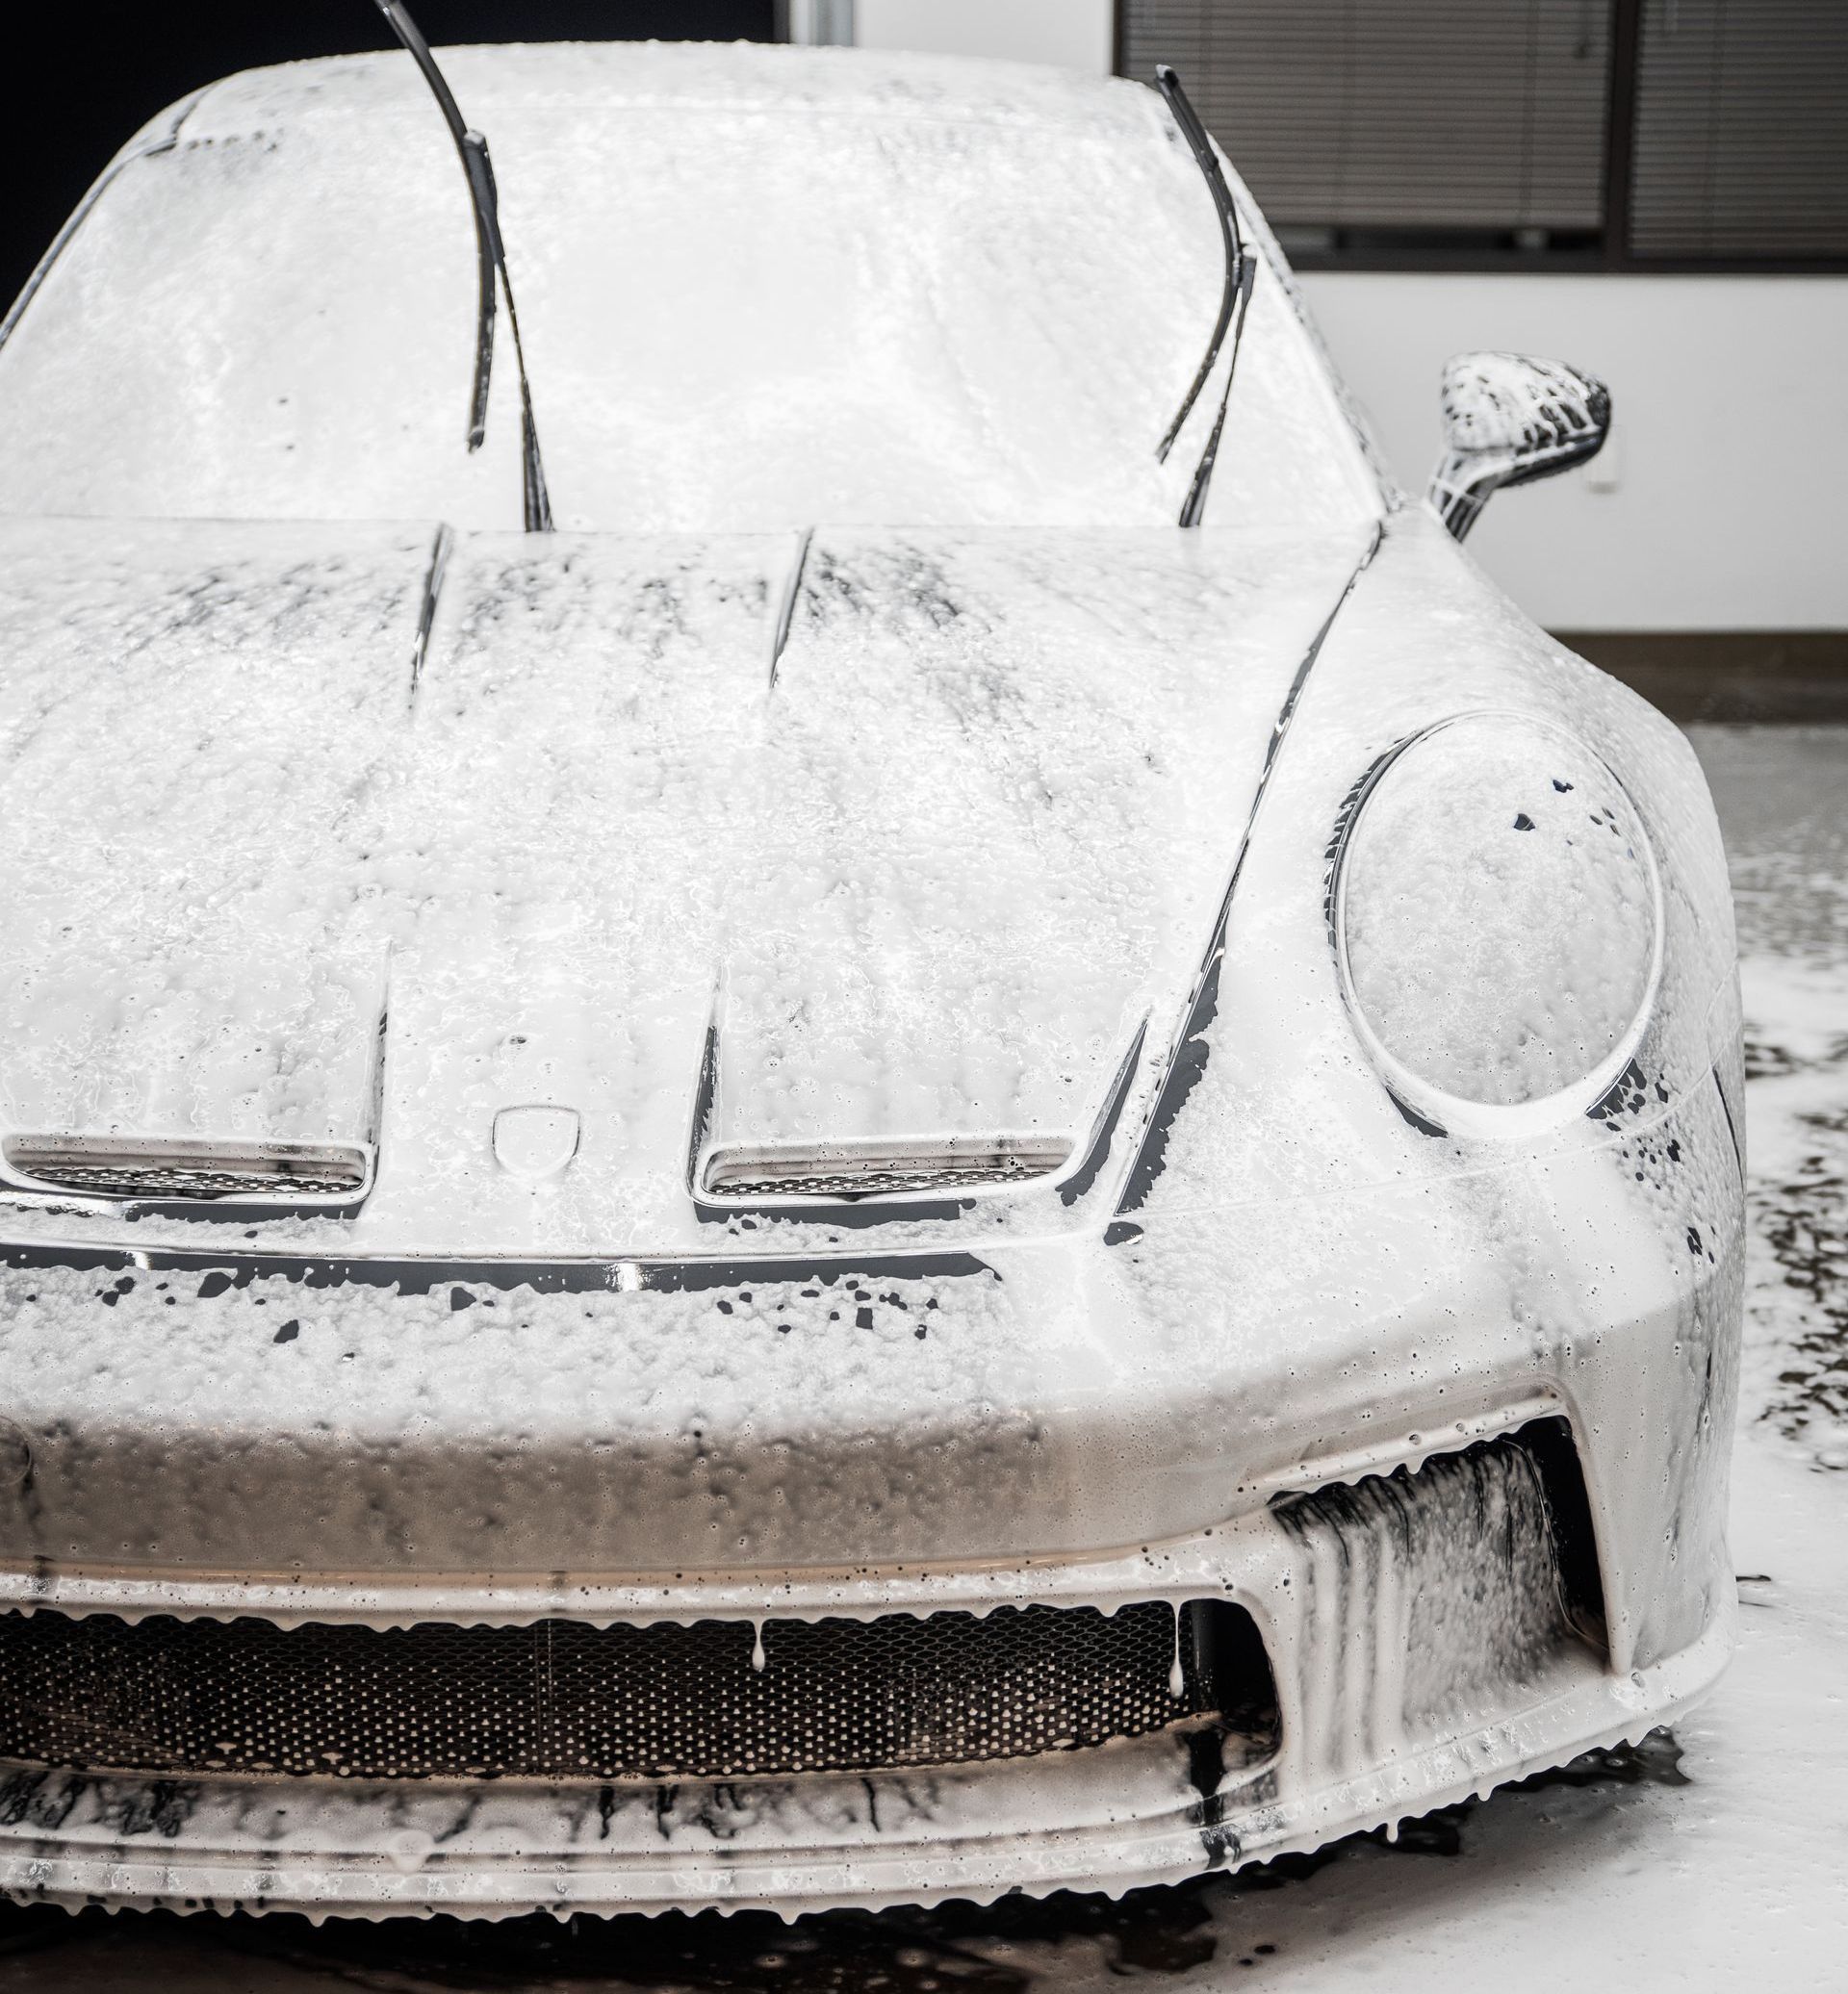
top-left (3, 1136), bottom-right (369, 1204)
top-left (703, 1138), bottom-right (1070, 1203)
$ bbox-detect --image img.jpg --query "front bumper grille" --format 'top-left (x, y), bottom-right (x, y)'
top-left (0, 1598), bottom-right (1275, 1783)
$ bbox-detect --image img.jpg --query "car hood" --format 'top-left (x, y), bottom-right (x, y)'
top-left (0, 513), bottom-right (1373, 1261)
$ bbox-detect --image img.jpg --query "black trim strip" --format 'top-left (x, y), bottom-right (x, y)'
top-left (0, 1240), bottom-right (999, 1298)
top-left (768, 525), bottom-right (814, 688)
top-left (692, 1192), bottom-right (976, 1231)
top-left (1712, 1062), bottom-right (1745, 1193)
top-left (1059, 1019), bottom-right (1148, 1208)
top-left (408, 522), bottom-right (452, 704)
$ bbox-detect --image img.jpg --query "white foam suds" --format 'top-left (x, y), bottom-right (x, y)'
top-left (0, 43), bottom-right (1376, 539)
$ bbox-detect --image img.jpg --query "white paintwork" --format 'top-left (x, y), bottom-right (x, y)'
top-left (855, 0), bottom-right (1115, 74)
top-left (0, 515), bottom-right (1370, 1261)
top-left (1301, 271), bottom-right (1848, 630)
top-left (2, 744), bottom-right (1841, 1994)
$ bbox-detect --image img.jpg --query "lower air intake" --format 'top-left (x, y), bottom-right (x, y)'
top-left (0, 1599), bottom-right (1276, 1782)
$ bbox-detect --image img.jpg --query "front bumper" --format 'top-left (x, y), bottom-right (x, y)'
top-left (0, 1429), bottom-right (1733, 1920)
top-left (0, 1054), bottom-right (1745, 1917)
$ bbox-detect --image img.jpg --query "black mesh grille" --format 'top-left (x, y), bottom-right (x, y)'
top-left (713, 1163), bottom-right (1042, 1200)
top-left (0, 1600), bottom-right (1275, 1782)
top-left (20, 1163), bottom-right (357, 1200)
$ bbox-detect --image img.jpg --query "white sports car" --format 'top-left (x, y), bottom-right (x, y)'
top-left (0, 26), bottom-right (1742, 1924)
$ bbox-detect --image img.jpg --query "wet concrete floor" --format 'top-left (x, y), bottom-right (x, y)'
top-left (4, 723), bottom-right (1845, 1991)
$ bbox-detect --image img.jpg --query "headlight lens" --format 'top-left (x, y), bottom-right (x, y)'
top-left (1336, 713), bottom-right (1658, 1111)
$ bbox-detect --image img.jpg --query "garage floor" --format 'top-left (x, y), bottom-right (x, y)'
top-left (4, 723), bottom-right (1844, 1992)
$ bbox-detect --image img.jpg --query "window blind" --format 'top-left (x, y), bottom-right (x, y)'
top-left (1629, 0), bottom-right (1848, 259)
top-left (1118, 0), bottom-right (1612, 233)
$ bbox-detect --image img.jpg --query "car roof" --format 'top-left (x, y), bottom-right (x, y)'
top-left (177, 39), bottom-right (1159, 151)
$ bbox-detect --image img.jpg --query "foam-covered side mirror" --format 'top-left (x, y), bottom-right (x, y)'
top-left (1428, 352), bottom-right (1610, 542)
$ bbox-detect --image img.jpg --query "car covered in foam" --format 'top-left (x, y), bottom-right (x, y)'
top-left (0, 34), bottom-right (1741, 1922)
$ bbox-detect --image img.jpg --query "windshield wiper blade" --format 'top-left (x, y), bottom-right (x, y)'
top-left (374, 0), bottom-right (552, 531)
top-left (1153, 65), bottom-right (1254, 528)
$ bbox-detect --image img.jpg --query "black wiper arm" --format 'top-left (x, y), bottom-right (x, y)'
top-left (373, 0), bottom-right (552, 531)
top-left (1153, 65), bottom-right (1255, 528)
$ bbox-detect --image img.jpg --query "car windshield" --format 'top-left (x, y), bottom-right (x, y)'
top-left (0, 43), bottom-right (1377, 535)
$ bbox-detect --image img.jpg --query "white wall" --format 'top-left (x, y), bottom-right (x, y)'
top-left (853, 0), bottom-right (1113, 73)
top-left (1298, 273), bottom-right (1848, 631)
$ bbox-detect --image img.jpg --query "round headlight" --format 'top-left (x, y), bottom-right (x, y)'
top-left (1335, 713), bottom-right (1658, 1114)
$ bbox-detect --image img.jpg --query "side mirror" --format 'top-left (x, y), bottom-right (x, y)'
top-left (1428, 352), bottom-right (1610, 542)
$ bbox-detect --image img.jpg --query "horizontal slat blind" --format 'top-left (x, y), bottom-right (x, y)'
top-left (1119, 0), bottom-right (1611, 231)
top-left (1630, 0), bottom-right (1848, 258)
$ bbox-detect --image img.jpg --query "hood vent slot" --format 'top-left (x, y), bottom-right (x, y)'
top-left (3, 1136), bottom-right (369, 1205)
top-left (703, 1138), bottom-right (1069, 1204)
